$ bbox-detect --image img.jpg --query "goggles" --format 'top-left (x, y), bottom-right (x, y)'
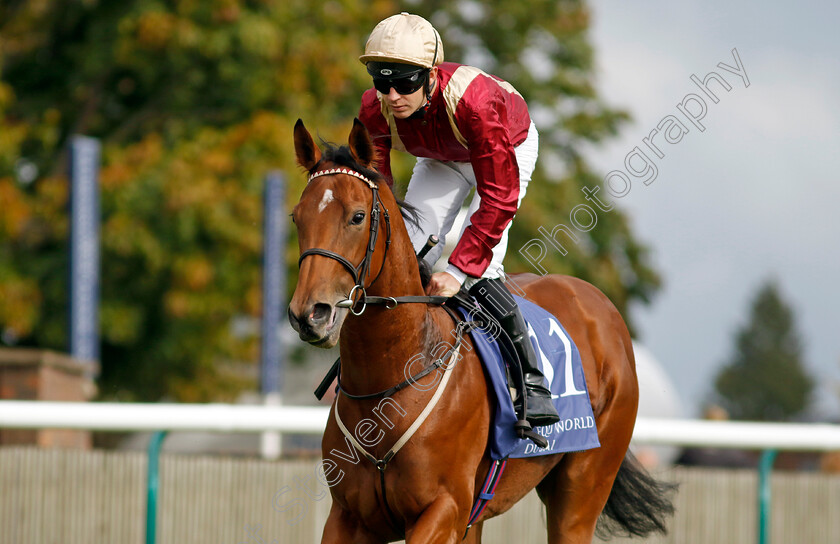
top-left (371, 70), bottom-right (428, 95)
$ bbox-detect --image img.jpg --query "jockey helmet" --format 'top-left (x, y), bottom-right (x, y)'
top-left (359, 12), bottom-right (444, 71)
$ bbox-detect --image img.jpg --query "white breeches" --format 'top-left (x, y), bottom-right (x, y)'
top-left (403, 122), bottom-right (539, 287)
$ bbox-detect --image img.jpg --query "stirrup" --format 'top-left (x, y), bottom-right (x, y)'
top-left (515, 419), bottom-right (549, 449)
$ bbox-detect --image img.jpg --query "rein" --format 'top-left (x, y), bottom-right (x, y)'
top-left (337, 305), bottom-right (473, 400)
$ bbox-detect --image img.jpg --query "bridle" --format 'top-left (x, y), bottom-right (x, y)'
top-left (297, 166), bottom-right (392, 315)
top-left (297, 165), bottom-right (450, 314)
top-left (298, 165), bottom-right (449, 315)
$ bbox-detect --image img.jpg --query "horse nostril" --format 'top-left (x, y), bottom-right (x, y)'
top-left (310, 303), bottom-right (333, 325)
top-left (288, 306), bottom-right (302, 332)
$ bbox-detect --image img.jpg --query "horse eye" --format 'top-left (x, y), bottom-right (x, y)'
top-left (350, 211), bottom-right (365, 225)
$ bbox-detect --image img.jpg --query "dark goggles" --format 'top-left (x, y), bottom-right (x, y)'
top-left (372, 70), bottom-right (428, 95)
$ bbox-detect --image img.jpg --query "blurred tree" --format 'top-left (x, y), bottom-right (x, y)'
top-left (0, 0), bottom-right (391, 400)
top-left (713, 281), bottom-right (813, 421)
top-left (0, 0), bottom-right (658, 401)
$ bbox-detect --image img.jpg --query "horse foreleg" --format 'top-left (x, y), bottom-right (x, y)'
top-left (405, 495), bottom-right (465, 544)
top-left (320, 503), bottom-right (381, 544)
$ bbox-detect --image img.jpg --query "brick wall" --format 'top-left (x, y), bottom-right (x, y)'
top-left (0, 348), bottom-right (96, 448)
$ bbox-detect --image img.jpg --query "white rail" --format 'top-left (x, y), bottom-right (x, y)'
top-left (632, 418), bottom-right (840, 451)
top-left (2, 401), bottom-right (840, 451)
top-left (0, 401), bottom-right (329, 434)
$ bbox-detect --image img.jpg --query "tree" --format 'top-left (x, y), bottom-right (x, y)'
top-left (0, 0), bottom-right (659, 401)
top-left (713, 281), bottom-right (813, 421)
top-left (0, 0), bottom-right (392, 401)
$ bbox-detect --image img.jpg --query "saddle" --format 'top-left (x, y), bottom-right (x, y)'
top-left (452, 292), bottom-right (600, 460)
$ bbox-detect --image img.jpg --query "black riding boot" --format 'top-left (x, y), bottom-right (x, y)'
top-left (469, 278), bottom-right (560, 428)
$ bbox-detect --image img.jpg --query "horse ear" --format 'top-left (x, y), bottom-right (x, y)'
top-left (294, 119), bottom-right (321, 171)
top-left (348, 118), bottom-right (378, 169)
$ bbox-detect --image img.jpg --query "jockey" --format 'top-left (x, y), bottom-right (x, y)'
top-left (358, 12), bottom-right (559, 429)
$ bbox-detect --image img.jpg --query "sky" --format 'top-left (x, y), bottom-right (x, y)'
top-left (583, 0), bottom-right (840, 417)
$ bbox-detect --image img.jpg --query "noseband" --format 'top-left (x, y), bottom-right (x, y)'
top-left (297, 167), bottom-right (392, 315)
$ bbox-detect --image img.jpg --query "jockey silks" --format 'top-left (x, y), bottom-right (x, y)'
top-left (358, 61), bottom-right (533, 279)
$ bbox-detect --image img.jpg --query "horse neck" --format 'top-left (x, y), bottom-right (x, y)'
top-left (338, 191), bottom-right (444, 394)
top-left (338, 306), bottom-right (443, 396)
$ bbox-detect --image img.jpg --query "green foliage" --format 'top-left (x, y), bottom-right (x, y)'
top-left (713, 281), bottom-right (813, 421)
top-left (0, 0), bottom-right (659, 400)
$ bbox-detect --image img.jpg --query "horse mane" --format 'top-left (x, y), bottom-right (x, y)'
top-left (314, 141), bottom-right (424, 230)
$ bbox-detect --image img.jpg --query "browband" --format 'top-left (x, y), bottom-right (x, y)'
top-left (308, 167), bottom-right (376, 188)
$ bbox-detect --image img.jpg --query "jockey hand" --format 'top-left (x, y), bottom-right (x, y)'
top-left (426, 271), bottom-right (462, 297)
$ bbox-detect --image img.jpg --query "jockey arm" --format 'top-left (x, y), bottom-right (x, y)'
top-left (446, 94), bottom-right (521, 280)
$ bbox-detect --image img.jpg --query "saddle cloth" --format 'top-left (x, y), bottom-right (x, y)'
top-left (458, 295), bottom-right (600, 460)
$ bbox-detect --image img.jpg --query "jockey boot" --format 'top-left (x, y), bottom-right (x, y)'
top-left (469, 278), bottom-right (560, 428)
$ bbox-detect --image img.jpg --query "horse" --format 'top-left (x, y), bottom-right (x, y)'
top-left (287, 118), bottom-right (674, 544)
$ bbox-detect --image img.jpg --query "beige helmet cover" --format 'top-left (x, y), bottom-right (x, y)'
top-left (359, 12), bottom-right (444, 69)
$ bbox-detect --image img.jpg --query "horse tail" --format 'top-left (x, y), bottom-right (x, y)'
top-left (595, 451), bottom-right (677, 539)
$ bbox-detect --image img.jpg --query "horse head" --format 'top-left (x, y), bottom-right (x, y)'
top-left (288, 119), bottom-right (402, 348)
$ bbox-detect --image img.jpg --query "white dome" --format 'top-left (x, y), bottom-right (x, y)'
top-left (632, 342), bottom-right (683, 466)
top-left (634, 342), bottom-right (683, 419)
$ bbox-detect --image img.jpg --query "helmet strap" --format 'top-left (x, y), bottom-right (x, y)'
top-left (424, 69), bottom-right (435, 102)
top-left (408, 98), bottom-right (431, 119)
top-left (408, 71), bottom-right (434, 119)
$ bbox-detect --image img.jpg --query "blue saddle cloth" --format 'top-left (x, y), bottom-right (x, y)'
top-left (459, 295), bottom-right (600, 460)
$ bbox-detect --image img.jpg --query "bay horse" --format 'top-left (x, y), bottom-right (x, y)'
top-left (288, 119), bottom-right (673, 543)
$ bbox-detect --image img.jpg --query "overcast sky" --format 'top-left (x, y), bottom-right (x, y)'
top-left (582, 0), bottom-right (840, 418)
